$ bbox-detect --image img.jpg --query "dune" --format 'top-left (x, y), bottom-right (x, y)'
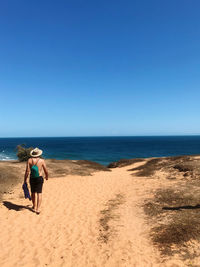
top-left (1, 155), bottom-right (200, 266)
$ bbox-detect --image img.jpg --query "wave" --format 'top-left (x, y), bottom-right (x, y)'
top-left (0, 151), bottom-right (16, 161)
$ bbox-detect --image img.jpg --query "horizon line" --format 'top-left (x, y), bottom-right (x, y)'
top-left (1, 134), bottom-right (200, 138)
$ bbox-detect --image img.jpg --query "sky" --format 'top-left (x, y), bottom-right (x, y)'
top-left (0, 0), bottom-right (200, 137)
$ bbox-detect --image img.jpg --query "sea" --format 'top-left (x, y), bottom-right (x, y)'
top-left (0, 136), bottom-right (200, 166)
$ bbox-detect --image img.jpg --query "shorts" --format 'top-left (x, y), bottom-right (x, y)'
top-left (30, 176), bottom-right (44, 193)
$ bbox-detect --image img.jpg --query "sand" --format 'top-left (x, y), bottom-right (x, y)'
top-left (0, 160), bottom-right (196, 267)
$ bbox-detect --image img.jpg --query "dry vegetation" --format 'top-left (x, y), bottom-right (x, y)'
top-left (128, 155), bottom-right (200, 179)
top-left (0, 159), bottom-right (110, 201)
top-left (107, 158), bottom-right (145, 168)
top-left (140, 156), bottom-right (200, 261)
top-left (0, 161), bottom-right (22, 201)
top-left (98, 193), bottom-right (125, 243)
top-left (109, 155), bottom-right (200, 262)
top-left (47, 159), bottom-right (110, 177)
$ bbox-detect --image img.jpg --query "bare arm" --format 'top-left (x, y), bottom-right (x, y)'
top-left (24, 159), bottom-right (31, 183)
top-left (42, 160), bottom-right (48, 180)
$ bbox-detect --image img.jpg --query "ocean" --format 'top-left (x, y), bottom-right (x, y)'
top-left (0, 136), bottom-right (200, 166)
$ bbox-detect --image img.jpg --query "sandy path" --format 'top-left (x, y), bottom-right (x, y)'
top-left (0, 164), bottom-right (178, 267)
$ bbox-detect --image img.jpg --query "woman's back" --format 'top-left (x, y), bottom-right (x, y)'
top-left (24, 147), bottom-right (48, 214)
top-left (29, 157), bottom-right (47, 177)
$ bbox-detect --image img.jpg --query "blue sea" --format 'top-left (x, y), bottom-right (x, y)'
top-left (0, 136), bottom-right (200, 166)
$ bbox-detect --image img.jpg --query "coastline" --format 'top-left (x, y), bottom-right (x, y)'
top-left (1, 135), bottom-right (200, 165)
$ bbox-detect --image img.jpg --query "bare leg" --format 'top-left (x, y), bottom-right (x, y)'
top-left (31, 193), bottom-right (36, 211)
top-left (36, 193), bottom-right (42, 214)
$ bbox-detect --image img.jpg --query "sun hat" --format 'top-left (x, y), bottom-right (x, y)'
top-left (30, 147), bottom-right (43, 157)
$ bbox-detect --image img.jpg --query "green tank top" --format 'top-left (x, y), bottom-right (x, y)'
top-left (30, 158), bottom-right (40, 178)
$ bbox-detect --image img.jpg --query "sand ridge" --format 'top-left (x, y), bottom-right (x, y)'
top-left (0, 162), bottom-right (187, 267)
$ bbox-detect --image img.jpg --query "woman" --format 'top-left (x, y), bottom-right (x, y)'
top-left (24, 147), bottom-right (48, 214)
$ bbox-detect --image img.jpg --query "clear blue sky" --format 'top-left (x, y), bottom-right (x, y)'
top-left (1, 0), bottom-right (200, 137)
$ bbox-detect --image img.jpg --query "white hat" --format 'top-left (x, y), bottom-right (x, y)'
top-left (30, 147), bottom-right (43, 157)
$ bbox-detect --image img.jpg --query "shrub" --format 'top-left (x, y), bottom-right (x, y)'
top-left (16, 144), bottom-right (34, 162)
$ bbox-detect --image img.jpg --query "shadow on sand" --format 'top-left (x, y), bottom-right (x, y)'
top-left (163, 204), bottom-right (200, 211)
top-left (3, 201), bottom-right (33, 212)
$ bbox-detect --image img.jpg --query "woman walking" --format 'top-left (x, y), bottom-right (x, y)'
top-left (24, 147), bottom-right (48, 214)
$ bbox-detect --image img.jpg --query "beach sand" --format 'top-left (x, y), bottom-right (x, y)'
top-left (1, 157), bottom-right (200, 266)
